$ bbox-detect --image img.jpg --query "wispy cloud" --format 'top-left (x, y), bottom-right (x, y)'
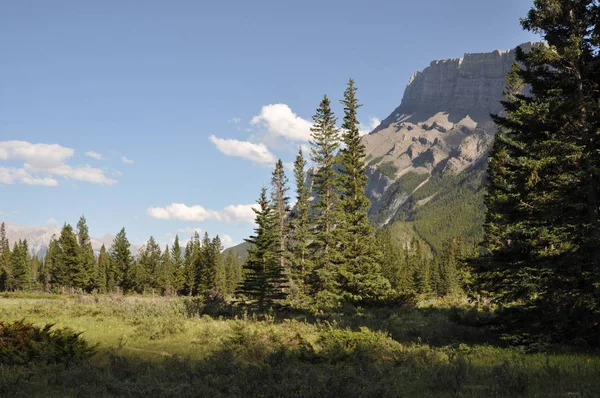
top-left (121, 156), bottom-right (135, 164)
top-left (358, 117), bottom-right (381, 135)
top-left (208, 135), bottom-right (276, 165)
top-left (228, 117), bottom-right (241, 124)
top-left (147, 202), bottom-right (256, 224)
top-left (85, 151), bottom-right (103, 160)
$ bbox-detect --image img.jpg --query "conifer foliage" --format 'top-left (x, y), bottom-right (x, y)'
top-left (477, 0), bottom-right (600, 344)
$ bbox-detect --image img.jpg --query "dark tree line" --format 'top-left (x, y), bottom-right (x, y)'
top-left (0, 220), bottom-right (241, 296)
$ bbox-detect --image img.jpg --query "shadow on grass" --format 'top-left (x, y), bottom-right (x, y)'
top-left (183, 296), bottom-right (502, 349)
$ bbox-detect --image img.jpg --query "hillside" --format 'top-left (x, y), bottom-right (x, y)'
top-left (363, 43), bottom-right (535, 253)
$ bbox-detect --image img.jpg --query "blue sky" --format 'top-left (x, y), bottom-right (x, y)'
top-left (0, 0), bottom-right (539, 248)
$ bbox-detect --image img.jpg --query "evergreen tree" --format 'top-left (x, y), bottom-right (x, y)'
top-left (9, 240), bottom-right (29, 290)
top-left (183, 238), bottom-right (196, 296)
top-left (271, 159), bottom-right (290, 271)
top-left (138, 236), bottom-right (162, 293)
top-left (224, 249), bottom-right (241, 295)
top-left (46, 236), bottom-right (65, 291)
top-left (338, 78), bottom-right (390, 300)
top-left (376, 229), bottom-right (413, 293)
top-left (438, 237), bottom-right (465, 296)
top-left (195, 232), bottom-right (212, 295)
top-left (238, 188), bottom-right (287, 310)
top-left (309, 95), bottom-right (344, 305)
top-left (96, 244), bottom-right (109, 293)
top-left (412, 239), bottom-right (431, 294)
top-left (76, 216), bottom-right (96, 292)
top-left (57, 224), bottom-right (81, 292)
top-left (109, 228), bottom-right (134, 293)
top-left (171, 235), bottom-right (185, 293)
top-left (289, 147), bottom-right (312, 290)
top-left (158, 245), bottom-right (174, 295)
top-left (0, 223), bottom-right (11, 291)
top-left (211, 236), bottom-right (226, 294)
top-left (476, 0), bottom-right (600, 344)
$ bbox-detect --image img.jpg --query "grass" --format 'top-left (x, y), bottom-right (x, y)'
top-left (0, 294), bottom-right (599, 397)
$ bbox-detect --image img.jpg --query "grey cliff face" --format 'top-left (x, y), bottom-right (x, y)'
top-left (363, 43), bottom-right (535, 226)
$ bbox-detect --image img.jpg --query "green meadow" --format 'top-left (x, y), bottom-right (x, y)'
top-left (1, 294), bottom-right (598, 397)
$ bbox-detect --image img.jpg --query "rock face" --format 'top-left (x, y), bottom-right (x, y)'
top-left (363, 43), bottom-right (535, 250)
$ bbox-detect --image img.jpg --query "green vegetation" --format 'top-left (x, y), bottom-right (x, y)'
top-left (1, 295), bottom-right (599, 397)
top-left (476, 1), bottom-right (600, 346)
top-left (378, 161), bottom-right (399, 179)
top-left (396, 171), bottom-right (429, 193)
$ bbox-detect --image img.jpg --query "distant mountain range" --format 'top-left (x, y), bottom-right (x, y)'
top-left (2, 222), bottom-right (140, 257)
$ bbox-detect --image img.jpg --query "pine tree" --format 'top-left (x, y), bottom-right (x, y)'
top-left (224, 249), bottom-right (241, 295)
top-left (412, 239), bottom-right (431, 294)
top-left (0, 223), bottom-right (11, 291)
top-left (109, 228), bottom-right (134, 294)
top-left (139, 236), bottom-right (162, 294)
top-left (57, 224), bottom-right (81, 292)
top-left (195, 232), bottom-right (212, 295)
top-left (271, 159), bottom-right (290, 271)
top-left (171, 235), bottom-right (185, 293)
top-left (10, 240), bottom-right (29, 290)
top-left (376, 228), bottom-right (413, 293)
top-left (289, 147), bottom-right (312, 290)
top-left (309, 95), bottom-right (344, 305)
top-left (211, 236), bottom-right (226, 294)
top-left (338, 78), bottom-right (390, 300)
top-left (96, 244), bottom-right (109, 293)
top-left (476, 1), bottom-right (600, 344)
top-left (76, 216), bottom-right (96, 292)
top-left (183, 238), bottom-right (196, 296)
top-left (46, 236), bottom-right (65, 291)
top-left (238, 188), bottom-right (287, 310)
top-left (158, 245), bottom-right (174, 295)
top-left (438, 237), bottom-right (465, 296)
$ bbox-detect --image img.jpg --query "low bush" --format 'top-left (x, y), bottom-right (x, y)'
top-left (0, 319), bottom-right (96, 365)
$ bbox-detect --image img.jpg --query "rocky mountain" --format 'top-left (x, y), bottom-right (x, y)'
top-left (2, 222), bottom-right (139, 257)
top-left (362, 42), bottom-right (535, 252)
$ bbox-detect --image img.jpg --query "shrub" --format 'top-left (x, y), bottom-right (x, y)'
top-left (0, 319), bottom-right (96, 365)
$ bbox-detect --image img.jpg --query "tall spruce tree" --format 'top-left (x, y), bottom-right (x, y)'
top-left (76, 216), bottom-right (96, 292)
top-left (476, 0), bottom-right (600, 344)
top-left (109, 228), bottom-right (134, 293)
top-left (96, 244), bottom-right (109, 293)
top-left (224, 249), bottom-right (241, 295)
top-left (238, 188), bottom-right (287, 310)
top-left (309, 95), bottom-right (344, 305)
top-left (158, 245), bottom-right (174, 295)
top-left (10, 240), bottom-right (29, 290)
top-left (211, 236), bottom-right (226, 294)
top-left (0, 223), bottom-right (11, 291)
top-left (289, 147), bottom-right (312, 289)
top-left (57, 224), bottom-right (81, 292)
top-left (271, 159), bottom-right (290, 272)
top-left (171, 235), bottom-right (185, 293)
top-left (338, 78), bottom-right (390, 300)
top-left (139, 236), bottom-right (162, 294)
top-left (183, 238), bottom-right (196, 296)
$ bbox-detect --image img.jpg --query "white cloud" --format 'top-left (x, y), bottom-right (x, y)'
top-left (121, 156), bottom-right (135, 164)
top-left (221, 234), bottom-right (233, 249)
top-left (228, 117), bottom-right (241, 124)
top-left (147, 202), bottom-right (257, 224)
top-left (0, 140), bottom-right (73, 169)
top-left (0, 167), bottom-right (59, 186)
top-left (0, 141), bottom-right (116, 186)
top-left (250, 104), bottom-right (312, 142)
top-left (219, 204), bottom-right (257, 223)
top-left (358, 117), bottom-right (381, 136)
top-left (209, 135), bottom-right (276, 165)
top-left (86, 151), bottom-right (103, 160)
